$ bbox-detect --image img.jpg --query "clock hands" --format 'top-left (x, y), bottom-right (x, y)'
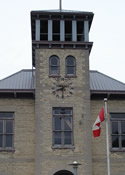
top-left (56, 85), bottom-right (66, 98)
top-left (52, 77), bottom-right (73, 98)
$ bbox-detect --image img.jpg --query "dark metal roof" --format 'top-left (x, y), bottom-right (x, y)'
top-left (31, 9), bottom-right (94, 15)
top-left (0, 69), bottom-right (125, 93)
top-left (90, 70), bottom-right (125, 92)
top-left (0, 69), bottom-right (35, 91)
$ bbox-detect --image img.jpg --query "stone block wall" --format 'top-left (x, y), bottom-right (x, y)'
top-left (35, 48), bottom-right (92, 175)
top-left (0, 99), bottom-right (35, 175)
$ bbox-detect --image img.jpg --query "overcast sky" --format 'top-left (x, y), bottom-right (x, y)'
top-left (0, 0), bottom-right (125, 83)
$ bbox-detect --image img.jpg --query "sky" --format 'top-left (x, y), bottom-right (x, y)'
top-left (0, 0), bottom-right (125, 83)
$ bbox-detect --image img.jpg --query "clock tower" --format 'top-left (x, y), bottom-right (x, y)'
top-left (31, 9), bottom-right (94, 175)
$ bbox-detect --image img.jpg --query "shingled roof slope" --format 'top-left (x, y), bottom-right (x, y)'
top-left (0, 69), bottom-right (125, 92)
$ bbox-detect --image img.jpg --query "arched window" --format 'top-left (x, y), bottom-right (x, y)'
top-left (66, 56), bottom-right (76, 76)
top-left (54, 170), bottom-right (74, 175)
top-left (50, 55), bottom-right (59, 75)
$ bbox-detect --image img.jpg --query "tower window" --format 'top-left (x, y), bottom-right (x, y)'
top-left (77, 21), bottom-right (84, 41)
top-left (49, 55), bottom-right (59, 76)
top-left (40, 20), bottom-right (48, 40)
top-left (53, 108), bottom-right (73, 147)
top-left (66, 56), bottom-right (76, 76)
top-left (65, 21), bottom-right (72, 41)
top-left (53, 20), bottom-right (60, 41)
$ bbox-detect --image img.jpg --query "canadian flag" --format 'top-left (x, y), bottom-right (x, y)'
top-left (92, 107), bottom-right (105, 137)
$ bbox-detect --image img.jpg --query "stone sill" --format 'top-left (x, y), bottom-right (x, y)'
top-left (52, 145), bottom-right (75, 150)
top-left (0, 148), bottom-right (15, 152)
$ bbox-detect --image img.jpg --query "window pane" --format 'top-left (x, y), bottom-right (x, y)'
top-left (112, 136), bottom-right (119, 148)
top-left (0, 121), bottom-right (3, 133)
top-left (54, 117), bottom-right (61, 130)
top-left (54, 132), bottom-right (61, 145)
top-left (65, 35), bottom-right (72, 41)
top-left (53, 35), bottom-right (60, 41)
top-left (67, 67), bottom-right (75, 75)
top-left (50, 57), bottom-right (58, 66)
top-left (53, 108), bottom-right (72, 115)
top-left (65, 21), bottom-right (72, 41)
top-left (0, 135), bottom-right (3, 147)
top-left (40, 34), bottom-right (48, 40)
top-left (112, 122), bottom-right (118, 134)
top-left (64, 109), bottom-right (72, 115)
top-left (77, 21), bottom-right (84, 34)
top-left (111, 113), bottom-right (125, 119)
top-left (53, 20), bottom-right (60, 33)
top-left (6, 121), bottom-right (13, 133)
top-left (122, 136), bottom-right (125, 147)
top-left (65, 21), bottom-right (72, 34)
top-left (50, 67), bottom-right (58, 75)
top-left (0, 113), bottom-right (13, 118)
top-left (77, 21), bottom-right (84, 41)
top-left (64, 132), bottom-right (72, 145)
top-left (66, 57), bottom-right (75, 66)
top-left (40, 20), bottom-right (48, 33)
top-left (53, 109), bottom-right (62, 115)
top-left (64, 118), bottom-right (72, 131)
top-left (121, 122), bottom-right (125, 134)
top-left (77, 35), bottom-right (84, 41)
top-left (6, 135), bottom-right (13, 147)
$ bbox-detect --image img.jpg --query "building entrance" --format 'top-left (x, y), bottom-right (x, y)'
top-left (54, 170), bottom-right (74, 175)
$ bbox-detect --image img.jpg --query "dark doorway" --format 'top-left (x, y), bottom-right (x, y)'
top-left (54, 170), bottom-right (74, 175)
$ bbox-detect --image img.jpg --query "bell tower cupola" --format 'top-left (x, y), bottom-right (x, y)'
top-left (31, 9), bottom-right (94, 67)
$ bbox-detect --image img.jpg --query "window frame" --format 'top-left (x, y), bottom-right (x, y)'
top-left (0, 112), bottom-right (14, 151)
top-left (65, 56), bottom-right (76, 77)
top-left (49, 55), bottom-right (60, 76)
top-left (110, 113), bottom-right (125, 152)
top-left (52, 107), bottom-right (74, 148)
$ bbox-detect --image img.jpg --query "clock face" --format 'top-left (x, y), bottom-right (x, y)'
top-left (52, 77), bottom-right (73, 98)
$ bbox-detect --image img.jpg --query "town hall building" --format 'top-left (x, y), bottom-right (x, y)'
top-left (0, 8), bottom-right (125, 175)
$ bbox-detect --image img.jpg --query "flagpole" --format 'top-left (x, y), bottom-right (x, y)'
top-left (104, 98), bottom-right (110, 175)
top-left (60, 0), bottom-right (62, 10)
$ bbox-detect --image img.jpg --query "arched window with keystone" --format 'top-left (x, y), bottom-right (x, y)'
top-left (49, 55), bottom-right (59, 76)
top-left (66, 56), bottom-right (76, 76)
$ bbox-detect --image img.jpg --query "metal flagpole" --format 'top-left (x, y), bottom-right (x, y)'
top-left (104, 98), bottom-right (110, 175)
top-left (60, 0), bottom-right (62, 10)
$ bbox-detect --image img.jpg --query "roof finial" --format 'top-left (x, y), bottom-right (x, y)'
top-left (60, 0), bottom-right (62, 10)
